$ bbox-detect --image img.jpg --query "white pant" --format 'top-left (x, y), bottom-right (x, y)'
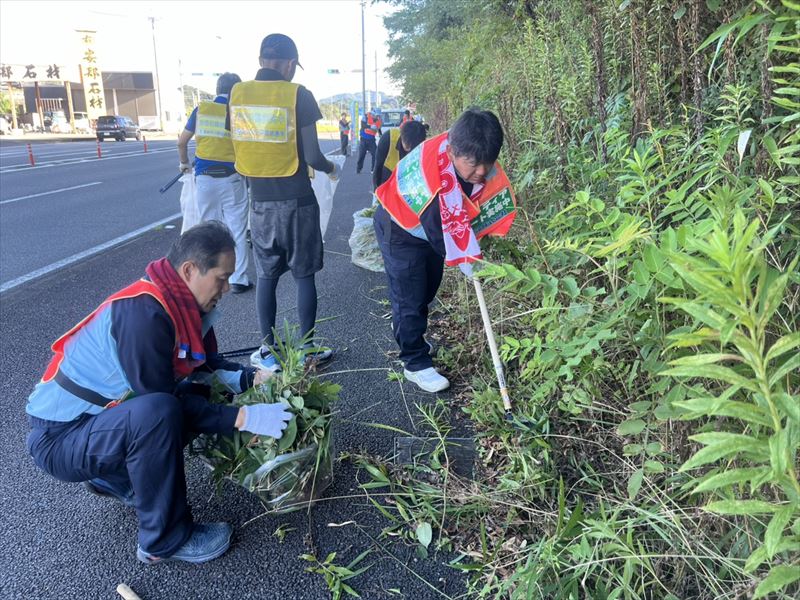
top-left (195, 173), bottom-right (250, 285)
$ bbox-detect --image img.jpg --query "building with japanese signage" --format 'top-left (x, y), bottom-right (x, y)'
top-left (1, 28), bottom-right (184, 133)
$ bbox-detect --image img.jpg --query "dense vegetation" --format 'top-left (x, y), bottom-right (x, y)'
top-left (361, 1), bottom-right (799, 598)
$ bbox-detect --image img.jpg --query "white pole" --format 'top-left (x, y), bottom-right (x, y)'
top-left (472, 277), bottom-right (513, 414)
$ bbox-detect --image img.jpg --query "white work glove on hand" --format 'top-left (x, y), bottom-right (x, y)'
top-left (326, 161), bottom-right (340, 182)
top-left (240, 403), bottom-right (293, 439)
top-left (179, 162), bottom-right (191, 174)
top-left (459, 262), bottom-right (474, 279)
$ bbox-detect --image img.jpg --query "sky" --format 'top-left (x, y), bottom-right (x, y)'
top-left (0, 0), bottom-right (401, 101)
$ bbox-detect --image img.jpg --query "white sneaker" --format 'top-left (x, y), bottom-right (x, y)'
top-left (249, 348), bottom-right (281, 373)
top-left (403, 367), bottom-right (449, 393)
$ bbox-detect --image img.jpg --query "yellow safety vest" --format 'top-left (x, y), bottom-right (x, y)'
top-left (195, 101), bottom-right (236, 163)
top-left (384, 128), bottom-right (402, 173)
top-left (229, 80), bottom-right (300, 177)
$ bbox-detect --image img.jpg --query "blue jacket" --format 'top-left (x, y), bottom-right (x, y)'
top-left (27, 294), bottom-right (251, 423)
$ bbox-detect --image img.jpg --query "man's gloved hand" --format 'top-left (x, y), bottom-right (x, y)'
top-left (239, 403), bottom-right (293, 439)
top-left (459, 262), bottom-right (474, 279)
top-left (327, 161), bottom-right (340, 182)
top-left (179, 162), bottom-right (191, 174)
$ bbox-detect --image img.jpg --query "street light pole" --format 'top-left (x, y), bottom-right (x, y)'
top-left (149, 16), bottom-right (164, 131)
top-left (361, 0), bottom-right (367, 113)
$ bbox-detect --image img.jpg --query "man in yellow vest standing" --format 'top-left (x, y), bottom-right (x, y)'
top-left (177, 73), bottom-right (252, 294)
top-left (228, 33), bottom-right (339, 372)
top-left (372, 120), bottom-right (427, 190)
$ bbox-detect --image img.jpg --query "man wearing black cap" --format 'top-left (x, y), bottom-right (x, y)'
top-left (228, 33), bottom-right (338, 372)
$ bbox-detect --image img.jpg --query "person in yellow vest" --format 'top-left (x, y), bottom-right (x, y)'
top-left (372, 120), bottom-right (427, 190)
top-left (177, 73), bottom-right (252, 294)
top-left (227, 33), bottom-right (339, 373)
top-left (373, 109), bottom-right (516, 392)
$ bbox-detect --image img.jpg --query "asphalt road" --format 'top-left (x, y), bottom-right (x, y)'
top-left (0, 139), bottom-right (467, 599)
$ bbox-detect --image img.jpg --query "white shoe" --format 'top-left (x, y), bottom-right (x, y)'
top-left (403, 367), bottom-right (449, 393)
top-left (249, 348), bottom-right (281, 373)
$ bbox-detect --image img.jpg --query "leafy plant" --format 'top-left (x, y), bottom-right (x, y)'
top-left (660, 210), bottom-right (800, 598)
top-left (300, 550), bottom-right (373, 599)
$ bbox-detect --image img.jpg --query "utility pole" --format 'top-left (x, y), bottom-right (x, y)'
top-left (361, 0), bottom-right (367, 113)
top-left (374, 50), bottom-right (380, 109)
top-left (149, 16), bottom-right (164, 131)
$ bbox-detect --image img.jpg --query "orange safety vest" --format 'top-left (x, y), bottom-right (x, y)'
top-left (41, 280), bottom-right (192, 396)
top-left (375, 131), bottom-right (516, 239)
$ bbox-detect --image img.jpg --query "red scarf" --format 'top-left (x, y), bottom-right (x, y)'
top-left (145, 258), bottom-right (208, 374)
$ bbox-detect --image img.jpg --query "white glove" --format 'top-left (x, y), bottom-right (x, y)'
top-left (179, 162), bottom-right (191, 174)
top-left (459, 262), bottom-right (474, 278)
top-left (326, 161), bottom-right (340, 182)
top-left (240, 403), bottom-right (293, 439)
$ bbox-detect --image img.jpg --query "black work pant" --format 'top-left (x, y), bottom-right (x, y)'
top-left (356, 138), bottom-right (376, 173)
top-left (340, 133), bottom-right (349, 156)
top-left (26, 392), bottom-right (233, 557)
top-left (373, 206), bottom-right (443, 371)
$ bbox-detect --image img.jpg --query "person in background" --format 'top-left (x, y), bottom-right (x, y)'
top-left (25, 222), bottom-right (289, 564)
top-left (177, 73), bottom-right (252, 294)
top-left (373, 109), bottom-right (516, 393)
top-left (372, 120), bottom-right (427, 190)
top-left (227, 33), bottom-right (338, 373)
top-left (338, 112), bottom-right (350, 156)
top-left (401, 109), bottom-right (412, 126)
top-left (356, 110), bottom-right (379, 174)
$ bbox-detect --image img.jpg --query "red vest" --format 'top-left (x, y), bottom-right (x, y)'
top-left (375, 132), bottom-right (516, 239)
top-left (41, 279), bottom-right (194, 387)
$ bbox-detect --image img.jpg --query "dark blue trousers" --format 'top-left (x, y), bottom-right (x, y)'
top-left (374, 206), bottom-right (444, 371)
top-left (27, 392), bottom-right (234, 557)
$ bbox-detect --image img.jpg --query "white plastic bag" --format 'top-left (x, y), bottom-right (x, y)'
top-left (311, 155), bottom-right (346, 239)
top-left (349, 205), bottom-right (384, 272)
top-left (179, 174), bottom-right (200, 233)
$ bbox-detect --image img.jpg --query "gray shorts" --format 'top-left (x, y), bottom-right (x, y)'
top-left (250, 197), bottom-right (323, 279)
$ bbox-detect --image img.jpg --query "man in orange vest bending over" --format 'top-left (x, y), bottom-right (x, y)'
top-left (373, 109), bottom-right (516, 392)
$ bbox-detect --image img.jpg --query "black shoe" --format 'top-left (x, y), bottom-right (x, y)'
top-left (230, 283), bottom-right (253, 294)
top-left (356, 169), bottom-right (362, 174)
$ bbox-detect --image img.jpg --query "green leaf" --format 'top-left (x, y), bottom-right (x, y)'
top-left (661, 364), bottom-right (759, 393)
top-left (416, 522), bottom-right (433, 548)
top-left (770, 353), bottom-right (800, 388)
top-left (775, 392), bottom-right (800, 423)
top-left (680, 434), bottom-right (767, 471)
top-left (704, 500), bottom-right (779, 515)
top-left (769, 429), bottom-right (789, 474)
top-left (692, 467), bottom-right (771, 493)
top-left (766, 332), bottom-right (800, 363)
top-left (277, 417), bottom-right (298, 452)
top-left (764, 506), bottom-right (794, 559)
top-left (628, 468), bottom-right (644, 499)
top-left (668, 353), bottom-right (741, 367)
top-left (644, 460), bottom-right (665, 473)
top-left (361, 463), bottom-right (389, 483)
top-left (753, 564), bottom-right (800, 599)
top-left (673, 4), bottom-right (686, 19)
top-left (618, 419), bottom-right (646, 436)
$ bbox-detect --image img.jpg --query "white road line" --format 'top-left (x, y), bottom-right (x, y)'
top-left (0, 147), bottom-right (174, 173)
top-left (0, 213), bottom-right (182, 294)
top-left (1, 181), bottom-right (102, 205)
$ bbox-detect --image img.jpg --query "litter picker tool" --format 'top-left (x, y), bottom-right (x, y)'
top-left (159, 172), bottom-right (183, 194)
top-left (472, 275), bottom-right (513, 420)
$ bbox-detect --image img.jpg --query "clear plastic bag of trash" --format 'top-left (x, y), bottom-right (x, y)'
top-left (242, 441), bottom-right (334, 513)
top-left (349, 204), bottom-right (384, 272)
top-left (194, 434), bottom-right (334, 514)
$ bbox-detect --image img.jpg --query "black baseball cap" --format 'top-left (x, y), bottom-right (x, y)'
top-left (260, 33), bottom-right (303, 69)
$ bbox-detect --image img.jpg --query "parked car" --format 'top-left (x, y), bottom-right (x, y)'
top-left (96, 115), bottom-right (141, 141)
top-left (73, 112), bottom-right (92, 134)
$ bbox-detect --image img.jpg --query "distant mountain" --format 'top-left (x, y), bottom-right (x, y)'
top-left (319, 91), bottom-right (402, 109)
